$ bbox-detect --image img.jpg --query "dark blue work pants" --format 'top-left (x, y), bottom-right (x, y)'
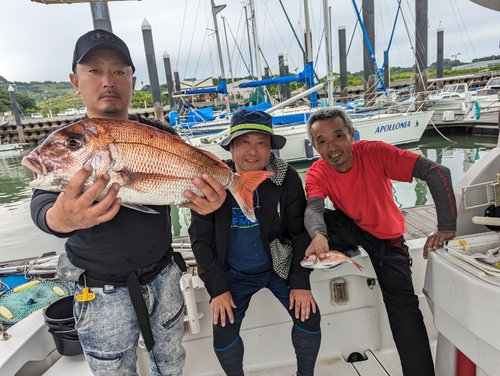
top-left (213, 268), bottom-right (321, 376)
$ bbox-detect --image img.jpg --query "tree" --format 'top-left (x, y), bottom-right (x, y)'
top-left (131, 90), bottom-right (153, 109)
top-left (0, 86), bottom-right (37, 113)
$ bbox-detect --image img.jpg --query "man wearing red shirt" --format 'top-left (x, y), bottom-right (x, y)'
top-left (304, 107), bottom-right (456, 376)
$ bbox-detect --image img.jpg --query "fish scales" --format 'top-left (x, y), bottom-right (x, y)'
top-left (21, 118), bottom-right (273, 221)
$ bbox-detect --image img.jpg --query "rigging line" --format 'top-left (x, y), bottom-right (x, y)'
top-left (390, 0), bottom-right (410, 66)
top-left (278, 0), bottom-right (320, 83)
top-left (351, 0), bottom-right (386, 92)
top-left (314, 29), bottom-right (325, 77)
top-left (398, 2), bottom-right (421, 78)
top-left (175, 0), bottom-right (191, 69)
top-left (261, 0), bottom-right (282, 66)
top-left (380, 0), bottom-right (402, 75)
top-left (231, 10), bottom-right (250, 78)
top-left (188, 0), bottom-right (204, 77)
top-left (225, 15), bottom-right (252, 77)
top-left (378, 0), bottom-right (389, 45)
top-left (191, 12), bottom-right (211, 78)
top-left (450, 0), bottom-right (475, 61)
top-left (278, 0), bottom-right (308, 67)
top-left (261, 0), bottom-right (300, 73)
top-left (311, 1), bottom-right (331, 78)
top-left (408, 2), bottom-right (428, 71)
top-left (455, 0), bottom-right (477, 59)
top-left (254, 45), bottom-right (274, 102)
top-left (346, 12), bottom-right (360, 61)
top-left (258, 45), bottom-right (274, 77)
top-left (330, 7), bottom-right (361, 95)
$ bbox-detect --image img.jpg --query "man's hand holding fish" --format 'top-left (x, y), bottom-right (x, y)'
top-left (181, 173), bottom-right (228, 215)
top-left (304, 233), bottom-right (330, 260)
top-left (45, 165), bottom-right (121, 233)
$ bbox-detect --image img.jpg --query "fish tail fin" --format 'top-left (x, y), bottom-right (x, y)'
top-left (229, 171), bottom-right (274, 222)
top-left (350, 259), bottom-right (364, 272)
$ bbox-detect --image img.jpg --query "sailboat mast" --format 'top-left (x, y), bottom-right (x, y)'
top-left (222, 16), bottom-right (236, 103)
top-left (322, 0), bottom-right (333, 106)
top-left (210, 0), bottom-right (226, 80)
top-left (303, 0), bottom-right (313, 65)
top-left (249, 0), bottom-right (262, 80)
top-left (244, 5), bottom-right (254, 79)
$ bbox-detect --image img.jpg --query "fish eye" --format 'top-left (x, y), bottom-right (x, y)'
top-left (66, 138), bottom-right (82, 150)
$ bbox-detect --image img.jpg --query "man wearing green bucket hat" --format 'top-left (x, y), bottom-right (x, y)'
top-left (189, 109), bottom-right (321, 376)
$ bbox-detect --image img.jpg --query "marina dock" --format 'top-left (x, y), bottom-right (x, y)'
top-left (429, 111), bottom-right (499, 136)
top-left (1, 107), bottom-right (498, 146)
top-left (403, 205), bottom-right (437, 240)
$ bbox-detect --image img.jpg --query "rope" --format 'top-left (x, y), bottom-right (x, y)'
top-left (225, 14), bottom-right (252, 77)
top-left (429, 119), bottom-right (457, 144)
top-left (449, 0), bottom-right (476, 61)
top-left (277, 0), bottom-right (321, 83)
top-left (175, 0), bottom-right (191, 70)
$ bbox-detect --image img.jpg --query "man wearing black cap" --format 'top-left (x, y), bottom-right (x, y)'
top-left (29, 29), bottom-right (227, 375)
top-left (189, 110), bottom-right (321, 376)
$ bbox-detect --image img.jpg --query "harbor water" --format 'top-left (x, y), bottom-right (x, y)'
top-left (0, 133), bottom-right (497, 262)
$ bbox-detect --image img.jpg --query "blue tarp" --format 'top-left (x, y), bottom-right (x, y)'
top-left (182, 107), bottom-right (215, 127)
top-left (244, 102), bottom-right (272, 111)
top-left (272, 112), bottom-right (311, 126)
top-left (184, 79), bottom-right (228, 95)
top-left (238, 62), bottom-right (317, 108)
top-left (238, 62), bottom-right (314, 88)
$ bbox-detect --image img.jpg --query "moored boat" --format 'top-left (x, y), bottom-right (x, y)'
top-left (187, 109), bottom-right (434, 164)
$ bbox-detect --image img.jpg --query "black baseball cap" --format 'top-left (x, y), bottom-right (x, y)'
top-left (72, 29), bottom-right (135, 73)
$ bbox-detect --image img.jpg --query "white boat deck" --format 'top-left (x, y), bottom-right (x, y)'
top-left (43, 344), bottom-right (436, 376)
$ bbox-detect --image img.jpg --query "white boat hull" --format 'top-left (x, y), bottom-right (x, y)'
top-left (188, 111), bottom-right (434, 164)
top-left (430, 98), bottom-right (465, 115)
top-left (475, 95), bottom-right (500, 114)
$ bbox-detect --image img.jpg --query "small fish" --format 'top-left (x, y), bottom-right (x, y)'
top-left (301, 251), bottom-right (363, 271)
top-left (21, 118), bottom-right (273, 221)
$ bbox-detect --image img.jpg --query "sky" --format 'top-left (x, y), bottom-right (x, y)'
top-left (1, 0), bottom-right (499, 89)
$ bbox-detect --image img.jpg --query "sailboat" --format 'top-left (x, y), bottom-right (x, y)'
top-left (184, 0), bottom-right (433, 164)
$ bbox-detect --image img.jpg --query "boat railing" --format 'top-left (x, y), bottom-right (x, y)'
top-left (193, 83), bottom-right (325, 145)
top-left (397, 90), bottom-right (436, 114)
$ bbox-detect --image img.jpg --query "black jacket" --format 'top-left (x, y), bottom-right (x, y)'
top-left (188, 154), bottom-right (312, 299)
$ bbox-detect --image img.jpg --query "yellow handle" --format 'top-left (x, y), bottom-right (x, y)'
top-left (75, 287), bottom-right (96, 302)
top-left (13, 280), bottom-right (40, 293)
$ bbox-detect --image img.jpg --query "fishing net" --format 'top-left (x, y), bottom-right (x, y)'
top-left (0, 280), bottom-right (74, 325)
